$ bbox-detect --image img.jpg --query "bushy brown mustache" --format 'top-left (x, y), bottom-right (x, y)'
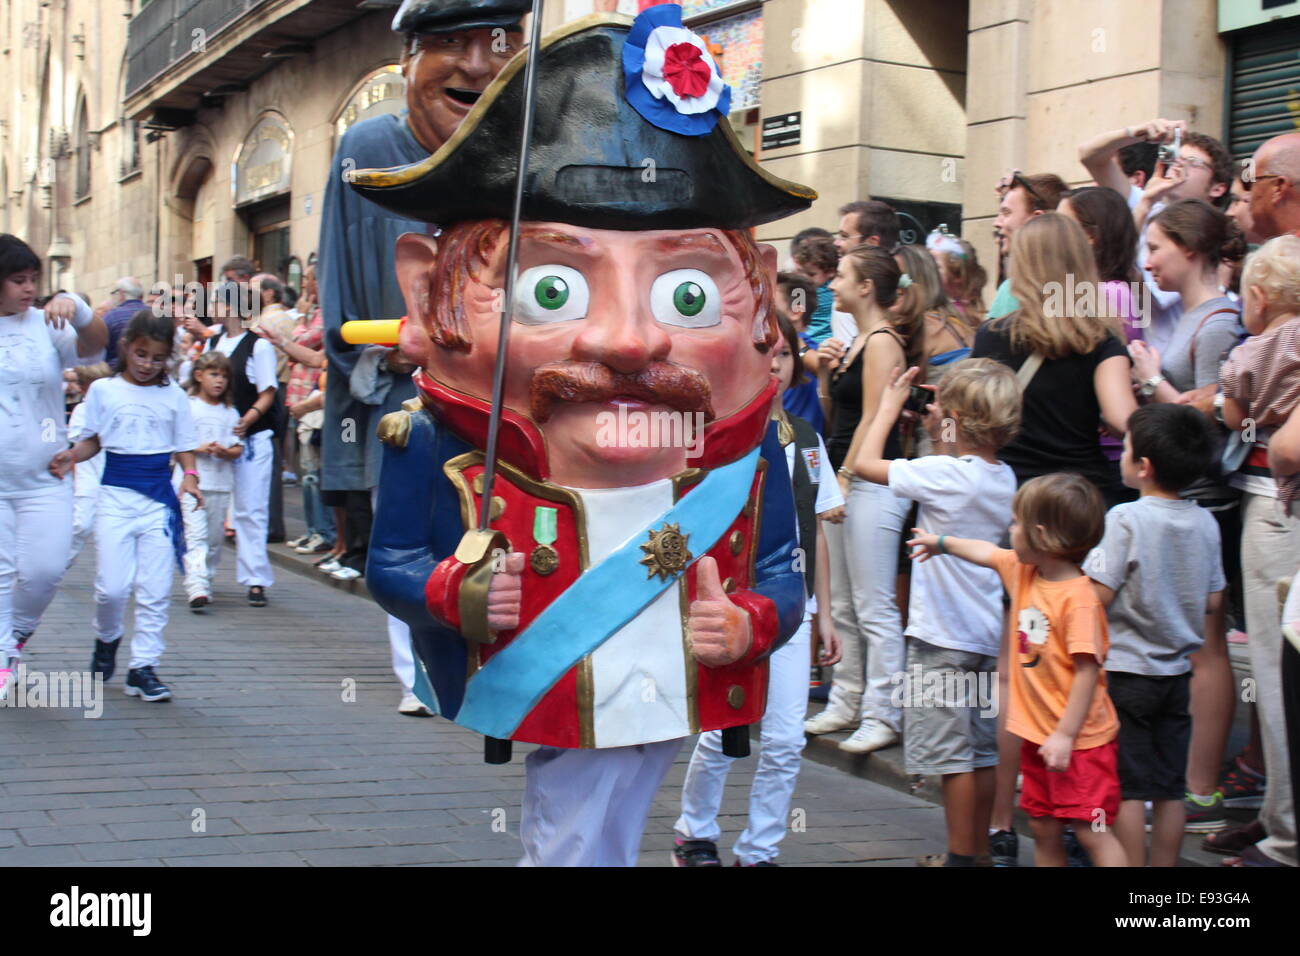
top-left (529, 361), bottom-right (714, 423)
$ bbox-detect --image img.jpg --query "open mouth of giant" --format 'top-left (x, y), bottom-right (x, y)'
top-left (445, 87), bottom-right (484, 107)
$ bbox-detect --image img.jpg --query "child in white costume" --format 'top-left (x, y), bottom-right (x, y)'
top-left (673, 316), bottom-right (844, 866)
top-left (179, 351), bottom-right (243, 609)
top-left (50, 310), bottom-right (202, 702)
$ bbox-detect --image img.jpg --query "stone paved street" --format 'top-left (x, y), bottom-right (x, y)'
top-left (1, 536), bottom-right (953, 867)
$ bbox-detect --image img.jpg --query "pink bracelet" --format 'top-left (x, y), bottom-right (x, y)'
top-left (183, 469), bottom-right (199, 477)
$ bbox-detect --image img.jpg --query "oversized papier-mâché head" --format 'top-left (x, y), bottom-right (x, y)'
top-left (350, 6), bottom-right (815, 486)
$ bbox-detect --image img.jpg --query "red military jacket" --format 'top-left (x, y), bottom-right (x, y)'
top-left (409, 370), bottom-right (798, 749)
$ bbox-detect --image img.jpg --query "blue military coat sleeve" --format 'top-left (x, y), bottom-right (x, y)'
top-left (749, 420), bottom-right (808, 654)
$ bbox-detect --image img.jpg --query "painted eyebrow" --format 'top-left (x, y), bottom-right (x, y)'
top-left (651, 234), bottom-right (729, 255)
top-left (519, 229), bottom-right (594, 252)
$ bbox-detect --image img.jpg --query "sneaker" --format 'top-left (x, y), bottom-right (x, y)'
top-left (671, 838), bottom-right (722, 867)
top-left (295, 533), bottom-right (328, 554)
top-left (316, 556), bottom-right (342, 573)
top-left (733, 859), bottom-right (779, 866)
top-left (14, 629), bottom-right (33, 652)
top-left (803, 709), bottom-right (857, 735)
top-left (331, 566), bottom-right (362, 581)
top-left (989, 829), bottom-right (1019, 867)
top-left (282, 471), bottom-right (298, 485)
top-left (1184, 791), bottom-right (1229, 832)
top-left (124, 666), bottom-right (172, 702)
top-left (189, 595), bottom-right (210, 612)
top-left (398, 692), bottom-right (434, 717)
top-left (1219, 756), bottom-right (1266, 809)
top-left (838, 718), bottom-right (899, 753)
top-left (285, 533), bottom-right (312, 549)
top-left (248, 586), bottom-right (268, 607)
top-left (0, 660), bottom-right (15, 702)
top-left (91, 639), bottom-right (120, 683)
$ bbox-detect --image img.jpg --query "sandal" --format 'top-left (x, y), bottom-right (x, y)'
top-left (1201, 819), bottom-right (1265, 856)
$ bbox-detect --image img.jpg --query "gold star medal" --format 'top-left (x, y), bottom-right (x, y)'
top-left (639, 522), bottom-right (693, 580)
top-left (530, 506), bottom-right (560, 576)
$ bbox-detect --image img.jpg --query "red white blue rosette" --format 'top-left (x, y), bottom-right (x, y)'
top-left (622, 4), bottom-right (732, 136)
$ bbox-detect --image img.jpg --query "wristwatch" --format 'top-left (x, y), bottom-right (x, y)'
top-left (1139, 374), bottom-right (1166, 398)
top-left (1213, 390), bottom-right (1226, 425)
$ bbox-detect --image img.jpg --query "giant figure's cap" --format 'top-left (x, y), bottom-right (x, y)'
top-left (392, 0), bottom-right (531, 35)
top-left (350, 8), bottom-right (815, 231)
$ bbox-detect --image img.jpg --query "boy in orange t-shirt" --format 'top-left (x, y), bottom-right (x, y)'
top-left (910, 473), bottom-right (1126, 867)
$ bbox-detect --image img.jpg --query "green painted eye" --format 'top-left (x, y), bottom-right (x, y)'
top-left (673, 282), bottom-right (705, 317)
top-left (650, 269), bottom-right (721, 328)
top-left (515, 264), bottom-right (588, 324)
top-left (534, 275), bottom-right (569, 310)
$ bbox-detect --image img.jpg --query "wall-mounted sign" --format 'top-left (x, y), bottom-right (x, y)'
top-left (335, 65), bottom-right (406, 139)
top-left (761, 112), bottom-right (801, 150)
top-left (233, 112), bottom-right (294, 207)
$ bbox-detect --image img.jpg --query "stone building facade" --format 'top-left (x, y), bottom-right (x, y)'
top-left (3, 0), bottom-right (1297, 303)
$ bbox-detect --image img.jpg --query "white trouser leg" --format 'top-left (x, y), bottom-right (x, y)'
top-left (95, 504), bottom-right (141, 644)
top-left (844, 478), bottom-right (909, 731)
top-left (0, 488), bottom-right (72, 656)
top-left (521, 738), bottom-right (683, 866)
top-left (3, 486), bottom-right (74, 648)
top-left (182, 490), bottom-right (229, 600)
top-left (388, 615), bottom-right (415, 692)
top-left (232, 431), bottom-right (274, 588)
top-left (676, 616), bottom-right (812, 858)
top-left (734, 617), bottom-right (812, 864)
top-left (1240, 492), bottom-right (1299, 866)
top-left (822, 517), bottom-right (865, 723)
top-left (128, 510), bottom-right (174, 670)
top-left (67, 492), bottom-right (98, 570)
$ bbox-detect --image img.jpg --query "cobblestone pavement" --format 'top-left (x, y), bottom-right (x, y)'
top-left (2, 538), bottom-right (952, 867)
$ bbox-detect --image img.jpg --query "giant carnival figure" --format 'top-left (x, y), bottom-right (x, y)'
top-left (345, 3), bottom-right (815, 866)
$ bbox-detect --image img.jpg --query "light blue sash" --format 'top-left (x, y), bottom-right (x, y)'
top-left (454, 447), bottom-right (761, 740)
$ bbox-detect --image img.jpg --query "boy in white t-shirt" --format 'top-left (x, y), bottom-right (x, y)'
top-left (179, 351), bottom-right (243, 609)
top-left (66, 363), bottom-right (113, 568)
top-left (853, 358), bottom-right (1022, 867)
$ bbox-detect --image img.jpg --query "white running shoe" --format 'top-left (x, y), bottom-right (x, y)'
top-left (295, 533), bottom-right (327, 554)
top-left (838, 718), bottom-right (899, 754)
top-left (285, 533), bottom-right (311, 549)
top-left (803, 710), bottom-right (857, 735)
top-left (398, 692), bottom-right (434, 717)
top-left (331, 566), bottom-right (362, 581)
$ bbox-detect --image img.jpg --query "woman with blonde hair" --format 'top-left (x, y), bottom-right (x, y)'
top-left (971, 211), bottom-right (1137, 866)
top-left (973, 212), bottom-right (1136, 496)
top-left (894, 245), bottom-right (973, 382)
top-left (803, 245), bottom-right (922, 755)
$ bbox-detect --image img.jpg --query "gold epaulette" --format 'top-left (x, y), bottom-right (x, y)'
top-left (377, 398), bottom-right (426, 448)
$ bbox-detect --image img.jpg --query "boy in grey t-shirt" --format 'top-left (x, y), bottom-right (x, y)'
top-left (1085, 404), bottom-right (1225, 867)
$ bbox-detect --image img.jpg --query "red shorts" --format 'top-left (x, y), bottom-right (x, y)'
top-left (1019, 738), bottom-right (1120, 822)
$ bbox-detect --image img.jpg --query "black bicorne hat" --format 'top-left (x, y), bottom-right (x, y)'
top-left (392, 0), bottom-right (531, 34)
top-left (350, 12), bottom-right (815, 231)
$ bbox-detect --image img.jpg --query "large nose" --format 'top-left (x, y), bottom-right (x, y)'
top-left (460, 36), bottom-right (494, 81)
top-left (569, 270), bottom-right (671, 375)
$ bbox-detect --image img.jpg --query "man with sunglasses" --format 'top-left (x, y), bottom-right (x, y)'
top-left (1247, 132), bottom-right (1300, 241)
top-left (987, 171), bottom-right (1068, 320)
top-left (318, 0), bottom-right (531, 717)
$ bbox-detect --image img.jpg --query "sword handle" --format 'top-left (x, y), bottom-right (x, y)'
top-left (484, 736), bottom-right (512, 764)
top-left (721, 725), bottom-right (750, 758)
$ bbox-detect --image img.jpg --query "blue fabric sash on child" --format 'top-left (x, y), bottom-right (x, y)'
top-left (101, 452), bottom-right (187, 571)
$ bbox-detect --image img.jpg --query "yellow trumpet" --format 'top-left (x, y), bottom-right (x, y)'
top-left (340, 317), bottom-right (405, 346)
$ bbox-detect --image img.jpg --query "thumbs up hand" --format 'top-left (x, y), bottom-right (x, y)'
top-left (687, 556), bottom-right (752, 667)
top-left (487, 551), bottom-right (526, 632)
